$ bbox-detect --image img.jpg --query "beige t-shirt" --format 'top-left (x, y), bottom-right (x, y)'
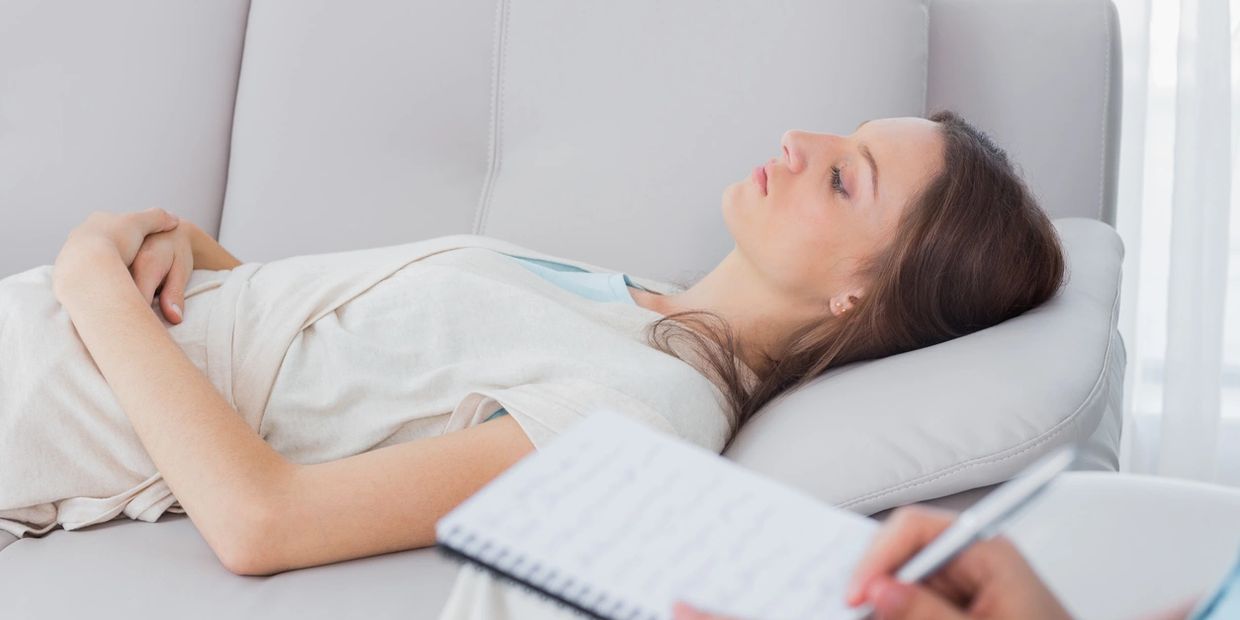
top-left (251, 240), bottom-right (739, 464)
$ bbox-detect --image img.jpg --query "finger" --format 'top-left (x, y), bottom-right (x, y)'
top-left (671, 602), bottom-right (733, 620)
top-left (138, 207), bottom-right (179, 233)
top-left (924, 568), bottom-right (974, 607)
top-left (131, 250), bottom-right (172, 306)
top-left (159, 250), bottom-right (189, 324)
top-left (846, 506), bottom-right (958, 606)
top-left (672, 602), bottom-right (706, 620)
top-left (868, 576), bottom-right (968, 620)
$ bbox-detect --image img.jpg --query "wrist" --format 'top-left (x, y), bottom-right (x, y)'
top-left (184, 221), bottom-right (242, 270)
top-left (182, 219), bottom-right (205, 253)
top-left (52, 239), bottom-right (122, 304)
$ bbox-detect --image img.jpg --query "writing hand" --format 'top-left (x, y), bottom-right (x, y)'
top-left (846, 505), bottom-right (1071, 619)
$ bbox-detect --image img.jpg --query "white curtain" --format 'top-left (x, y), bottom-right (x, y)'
top-left (1115, 0), bottom-right (1240, 485)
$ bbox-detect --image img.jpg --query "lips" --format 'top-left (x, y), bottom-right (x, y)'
top-left (752, 164), bottom-right (768, 195)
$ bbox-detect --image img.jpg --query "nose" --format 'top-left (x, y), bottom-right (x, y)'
top-left (780, 129), bottom-right (838, 174)
top-left (780, 130), bottom-right (805, 173)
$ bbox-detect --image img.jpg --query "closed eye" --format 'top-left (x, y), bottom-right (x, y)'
top-left (830, 166), bottom-right (849, 198)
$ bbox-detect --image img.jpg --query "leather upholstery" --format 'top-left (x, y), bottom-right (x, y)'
top-left (926, 0), bottom-right (1123, 224)
top-left (217, 0), bottom-right (930, 283)
top-left (218, 0), bottom-right (498, 260)
top-left (1007, 472), bottom-right (1240, 619)
top-left (0, 0), bottom-right (250, 274)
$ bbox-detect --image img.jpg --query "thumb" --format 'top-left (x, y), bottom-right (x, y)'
top-left (159, 252), bottom-right (189, 324)
top-left (869, 576), bottom-right (968, 620)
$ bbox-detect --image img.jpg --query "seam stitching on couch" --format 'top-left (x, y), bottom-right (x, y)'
top-left (841, 227), bottom-right (1125, 510)
top-left (489, 0), bottom-right (513, 234)
top-left (217, 0), bottom-right (255, 238)
top-left (1098, 0), bottom-right (1111, 221)
top-left (472, 0), bottom-right (509, 234)
top-left (921, 0), bottom-right (929, 115)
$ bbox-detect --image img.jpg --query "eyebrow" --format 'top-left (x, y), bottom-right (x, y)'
top-left (859, 144), bottom-right (879, 200)
top-left (854, 119), bottom-right (878, 200)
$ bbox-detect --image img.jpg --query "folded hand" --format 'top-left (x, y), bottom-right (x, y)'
top-left (129, 220), bottom-right (196, 324)
top-left (52, 208), bottom-right (190, 323)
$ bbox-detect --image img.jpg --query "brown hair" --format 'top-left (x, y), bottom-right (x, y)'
top-left (646, 109), bottom-right (1066, 442)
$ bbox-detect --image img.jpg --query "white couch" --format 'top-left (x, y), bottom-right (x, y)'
top-left (4, 1), bottom-right (1229, 618)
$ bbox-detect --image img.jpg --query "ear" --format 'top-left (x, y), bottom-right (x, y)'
top-left (828, 289), bottom-right (864, 318)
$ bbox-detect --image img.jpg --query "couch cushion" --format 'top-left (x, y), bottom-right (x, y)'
top-left (218, 0), bottom-right (501, 260)
top-left (0, 0), bottom-right (249, 277)
top-left (476, 1), bottom-right (929, 283)
top-left (217, 0), bottom-right (930, 286)
top-left (0, 514), bottom-right (464, 619)
top-left (927, 0), bottom-right (1123, 224)
top-left (724, 218), bottom-right (1125, 514)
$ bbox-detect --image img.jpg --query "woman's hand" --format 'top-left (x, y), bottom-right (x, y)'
top-left (845, 505), bottom-right (1072, 619)
top-left (53, 208), bottom-right (181, 310)
top-left (128, 219), bottom-right (197, 324)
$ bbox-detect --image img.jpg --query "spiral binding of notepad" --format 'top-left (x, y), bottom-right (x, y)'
top-left (439, 523), bottom-right (661, 620)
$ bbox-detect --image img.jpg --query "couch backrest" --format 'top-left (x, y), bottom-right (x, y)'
top-left (215, 0), bottom-right (1121, 283)
top-left (0, 0), bottom-right (249, 276)
top-left (217, 0), bottom-right (930, 283)
top-left (926, 0), bottom-right (1122, 225)
top-left (0, 0), bottom-right (1121, 281)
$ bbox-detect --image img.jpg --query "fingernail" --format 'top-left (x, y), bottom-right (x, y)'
top-left (672, 602), bottom-right (703, 619)
top-left (171, 303), bottom-right (182, 319)
top-left (845, 578), bottom-right (866, 605)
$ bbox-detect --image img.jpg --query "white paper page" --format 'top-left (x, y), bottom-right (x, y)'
top-left (437, 410), bottom-right (879, 620)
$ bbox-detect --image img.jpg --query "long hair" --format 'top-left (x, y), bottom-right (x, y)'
top-left (646, 110), bottom-right (1066, 442)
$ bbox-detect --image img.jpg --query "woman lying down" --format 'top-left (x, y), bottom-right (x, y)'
top-left (0, 110), bottom-right (1064, 576)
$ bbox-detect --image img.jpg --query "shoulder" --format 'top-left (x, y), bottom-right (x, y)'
top-left (588, 366), bottom-right (734, 454)
top-left (646, 370), bottom-right (734, 453)
top-left (494, 372), bottom-right (732, 455)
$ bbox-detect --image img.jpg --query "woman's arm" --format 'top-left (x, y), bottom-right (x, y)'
top-left (59, 245), bottom-right (536, 574)
top-left (53, 211), bottom-right (537, 575)
top-left (55, 241), bottom-right (290, 572)
top-left (254, 413), bottom-right (535, 575)
top-left (185, 221), bottom-right (242, 270)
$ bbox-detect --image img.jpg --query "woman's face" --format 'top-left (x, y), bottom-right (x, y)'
top-left (721, 116), bottom-right (945, 311)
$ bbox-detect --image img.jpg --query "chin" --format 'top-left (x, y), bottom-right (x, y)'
top-left (720, 187), bottom-right (740, 235)
top-left (720, 209), bottom-right (748, 257)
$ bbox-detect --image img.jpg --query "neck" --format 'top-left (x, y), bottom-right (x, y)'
top-left (630, 249), bottom-right (818, 375)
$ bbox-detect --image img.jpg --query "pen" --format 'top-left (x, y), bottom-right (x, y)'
top-left (848, 444), bottom-right (1078, 619)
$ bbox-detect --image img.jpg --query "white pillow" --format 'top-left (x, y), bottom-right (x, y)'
top-left (723, 218), bottom-right (1125, 515)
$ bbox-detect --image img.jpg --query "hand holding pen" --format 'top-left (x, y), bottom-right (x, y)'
top-left (673, 503), bottom-right (1071, 620)
top-left (674, 502), bottom-right (1071, 620)
top-left (842, 504), bottom-right (1071, 619)
top-left (844, 446), bottom-right (1079, 619)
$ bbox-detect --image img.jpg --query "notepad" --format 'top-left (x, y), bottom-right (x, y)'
top-left (435, 410), bottom-right (879, 620)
